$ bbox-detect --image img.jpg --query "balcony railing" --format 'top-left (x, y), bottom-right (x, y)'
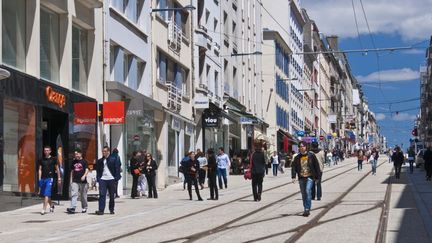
top-left (167, 81), bottom-right (182, 112)
top-left (168, 18), bottom-right (182, 53)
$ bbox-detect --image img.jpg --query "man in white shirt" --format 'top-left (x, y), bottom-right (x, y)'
top-left (95, 146), bottom-right (121, 215)
top-left (216, 147), bottom-right (230, 189)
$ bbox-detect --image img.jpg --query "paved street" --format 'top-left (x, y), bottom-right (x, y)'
top-left (0, 157), bottom-right (431, 243)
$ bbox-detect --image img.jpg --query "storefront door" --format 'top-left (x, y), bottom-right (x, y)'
top-left (42, 107), bottom-right (68, 199)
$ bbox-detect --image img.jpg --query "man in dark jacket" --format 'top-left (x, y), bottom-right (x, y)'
top-left (95, 146), bottom-right (121, 215)
top-left (392, 146), bottom-right (404, 179)
top-left (250, 141), bottom-right (266, 201)
top-left (291, 141), bottom-right (321, 217)
top-left (423, 146), bottom-right (432, 180)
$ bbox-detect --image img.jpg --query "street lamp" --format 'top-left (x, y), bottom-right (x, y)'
top-left (297, 88), bottom-right (316, 92)
top-left (231, 51), bottom-right (262, 57)
top-left (151, 4), bottom-right (196, 12)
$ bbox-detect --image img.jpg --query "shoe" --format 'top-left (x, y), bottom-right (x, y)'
top-left (82, 208), bottom-right (87, 213)
top-left (317, 198), bottom-right (321, 201)
top-left (110, 211), bottom-right (115, 215)
top-left (207, 198), bottom-right (214, 200)
top-left (49, 205), bottom-right (55, 213)
top-left (302, 210), bottom-right (310, 217)
top-left (257, 194), bottom-right (261, 201)
top-left (66, 208), bottom-right (75, 214)
top-left (198, 198), bottom-right (203, 201)
top-left (95, 210), bottom-right (104, 215)
top-left (40, 210), bottom-right (45, 215)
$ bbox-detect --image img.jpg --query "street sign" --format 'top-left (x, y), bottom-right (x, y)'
top-left (297, 131), bottom-right (305, 137)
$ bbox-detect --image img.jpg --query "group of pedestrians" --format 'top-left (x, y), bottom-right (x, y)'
top-left (129, 150), bottom-right (158, 199)
top-left (355, 147), bottom-right (379, 175)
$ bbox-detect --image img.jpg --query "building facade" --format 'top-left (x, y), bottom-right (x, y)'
top-left (0, 0), bottom-right (103, 197)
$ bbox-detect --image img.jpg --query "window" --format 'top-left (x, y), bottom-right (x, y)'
top-left (158, 51), bottom-right (167, 82)
top-left (3, 98), bottom-right (36, 192)
top-left (72, 25), bottom-right (88, 93)
top-left (214, 71), bottom-right (219, 97)
top-left (157, 0), bottom-right (168, 21)
top-left (2, 0), bottom-right (26, 70)
top-left (205, 9), bottom-right (210, 24)
top-left (40, 8), bottom-right (60, 83)
top-left (213, 18), bottom-right (218, 31)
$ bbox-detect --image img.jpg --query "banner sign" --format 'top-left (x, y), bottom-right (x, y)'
top-left (103, 101), bottom-right (125, 124)
top-left (74, 102), bottom-right (97, 125)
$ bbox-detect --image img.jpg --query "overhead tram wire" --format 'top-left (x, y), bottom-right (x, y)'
top-left (359, 0), bottom-right (390, 104)
top-left (351, 0), bottom-right (364, 50)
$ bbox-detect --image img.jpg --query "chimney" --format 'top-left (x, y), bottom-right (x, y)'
top-left (327, 35), bottom-right (339, 51)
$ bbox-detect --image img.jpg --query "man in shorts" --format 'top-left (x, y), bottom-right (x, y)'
top-left (38, 146), bottom-right (61, 215)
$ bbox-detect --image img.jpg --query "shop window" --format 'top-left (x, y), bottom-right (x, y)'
top-left (40, 8), bottom-right (60, 83)
top-left (3, 98), bottom-right (36, 193)
top-left (72, 124), bottom-right (97, 167)
top-left (72, 25), bottom-right (88, 93)
top-left (2, 0), bottom-right (26, 70)
top-left (167, 126), bottom-right (176, 167)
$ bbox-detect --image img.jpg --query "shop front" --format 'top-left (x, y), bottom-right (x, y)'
top-left (0, 68), bottom-right (97, 199)
top-left (106, 81), bottom-right (162, 195)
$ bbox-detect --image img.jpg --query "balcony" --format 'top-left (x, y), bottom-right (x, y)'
top-left (223, 33), bottom-right (229, 46)
top-left (167, 81), bottom-right (182, 112)
top-left (168, 19), bottom-right (182, 53)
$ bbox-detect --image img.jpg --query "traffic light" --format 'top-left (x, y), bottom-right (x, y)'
top-left (412, 128), bottom-right (418, 137)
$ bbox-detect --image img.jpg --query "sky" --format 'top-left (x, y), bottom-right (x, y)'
top-left (302, 0), bottom-right (432, 149)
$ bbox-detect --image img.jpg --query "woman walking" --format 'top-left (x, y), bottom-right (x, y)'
top-left (207, 148), bottom-right (218, 200)
top-left (357, 149), bottom-right (364, 171)
top-left (250, 140), bottom-right (266, 202)
top-left (197, 151), bottom-right (207, 190)
top-left (371, 148), bottom-right (379, 175)
top-left (144, 153), bottom-right (158, 198)
top-left (129, 151), bottom-right (142, 199)
top-left (270, 151), bottom-right (280, 176)
top-left (181, 151), bottom-right (203, 201)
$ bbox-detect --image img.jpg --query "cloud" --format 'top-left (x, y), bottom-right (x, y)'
top-left (361, 83), bottom-right (398, 90)
top-left (400, 49), bottom-right (426, 55)
top-left (375, 113), bottom-right (386, 121)
top-left (302, 0), bottom-right (432, 41)
top-left (392, 112), bottom-right (416, 121)
top-left (356, 68), bottom-right (419, 83)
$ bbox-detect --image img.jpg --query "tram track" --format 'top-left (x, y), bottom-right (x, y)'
top-left (100, 161), bottom-right (358, 243)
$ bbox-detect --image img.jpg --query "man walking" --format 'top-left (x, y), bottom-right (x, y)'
top-left (291, 141), bottom-right (321, 217)
top-left (95, 146), bottom-right (121, 215)
top-left (216, 147), bottom-right (230, 189)
top-left (423, 146), bottom-right (432, 181)
top-left (37, 146), bottom-right (61, 215)
top-left (67, 148), bottom-right (89, 214)
top-left (371, 148), bottom-right (379, 175)
top-left (407, 147), bottom-right (415, 174)
top-left (310, 142), bottom-right (325, 201)
top-left (392, 146), bottom-right (404, 179)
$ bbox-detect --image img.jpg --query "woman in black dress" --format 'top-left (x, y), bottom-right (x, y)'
top-left (181, 151), bottom-right (203, 201)
top-left (207, 148), bottom-right (218, 200)
top-left (250, 140), bottom-right (266, 201)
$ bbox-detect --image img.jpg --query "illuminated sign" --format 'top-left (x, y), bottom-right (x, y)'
top-left (46, 86), bottom-right (66, 108)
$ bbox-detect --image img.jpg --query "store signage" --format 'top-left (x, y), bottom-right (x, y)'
top-left (240, 117), bottom-right (254, 124)
top-left (103, 101), bottom-right (125, 124)
top-left (194, 95), bottom-right (209, 109)
top-left (185, 123), bottom-right (194, 135)
top-left (203, 114), bottom-right (219, 127)
top-left (74, 102), bottom-right (97, 125)
top-left (296, 131), bottom-right (305, 137)
top-left (171, 116), bottom-right (181, 131)
top-left (46, 86), bottom-right (66, 108)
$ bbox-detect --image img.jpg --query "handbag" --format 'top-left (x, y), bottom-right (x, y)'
top-left (133, 168), bottom-right (141, 175)
top-left (244, 152), bottom-right (254, 180)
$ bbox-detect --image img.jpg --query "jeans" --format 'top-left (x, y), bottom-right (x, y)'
top-left (217, 168), bottom-right (227, 189)
top-left (299, 177), bottom-right (314, 211)
top-left (394, 164), bottom-right (402, 178)
top-left (146, 175), bottom-right (158, 198)
top-left (272, 164), bottom-right (278, 176)
top-left (251, 173), bottom-right (264, 201)
top-left (408, 159), bottom-right (414, 174)
top-left (311, 172), bottom-right (322, 200)
top-left (131, 174), bottom-right (139, 198)
top-left (187, 177), bottom-right (202, 200)
top-left (371, 159), bottom-right (377, 174)
top-left (98, 179), bottom-right (116, 213)
top-left (208, 170), bottom-right (218, 199)
top-left (70, 182), bottom-right (88, 209)
top-left (358, 160), bottom-right (363, 171)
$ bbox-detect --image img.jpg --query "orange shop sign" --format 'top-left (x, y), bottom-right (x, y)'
top-left (46, 86), bottom-right (66, 108)
top-left (74, 102), bottom-right (97, 125)
top-left (103, 101), bottom-right (125, 124)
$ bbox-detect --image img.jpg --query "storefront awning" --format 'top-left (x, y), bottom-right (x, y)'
top-left (106, 81), bottom-right (163, 111)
